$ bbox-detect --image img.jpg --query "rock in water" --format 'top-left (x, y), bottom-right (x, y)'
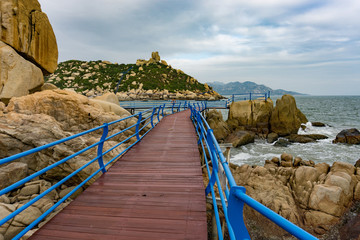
top-left (0, 41), bottom-right (44, 103)
top-left (227, 99), bottom-right (273, 133)
top-left (267, 132), bottom-right (278, 143)
top-left (270, 94), bottom-right (308, 136)
top-left (225, 130), bottom-right (255, 147)
top-left (333, 128), bottom-right (360, 144)
top-left (0, 0), bottom-right (58, 73)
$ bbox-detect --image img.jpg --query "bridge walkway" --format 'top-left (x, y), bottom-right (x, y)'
top-left (29, 110), bottom-right (207, 240)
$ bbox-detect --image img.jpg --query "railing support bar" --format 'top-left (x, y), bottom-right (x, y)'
top-left (136, 113), bottom-right (142, 140)
top-left (97, 123), bottom-right (109, 173)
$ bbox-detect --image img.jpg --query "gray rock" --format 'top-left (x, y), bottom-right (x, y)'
top-left (274, 138), bottom-right (291, 147)
top-left (0, 162), bottom-right (28, 190)
top-left (225, 130), bottom-right (255, 148)
top-left (333, 128), bottom-right (360, 144)
top-left (267, 132), bottom-right (279, 143)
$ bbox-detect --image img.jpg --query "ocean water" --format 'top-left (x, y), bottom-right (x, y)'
top-left (228, 95), bottom-right (360, 166)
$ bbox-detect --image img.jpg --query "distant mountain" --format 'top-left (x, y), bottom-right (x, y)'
top-left (207, 81), bottom-right (305, 96)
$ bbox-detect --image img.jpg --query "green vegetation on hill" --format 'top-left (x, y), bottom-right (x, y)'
top-left (45, 60), bottom-right (208, 94)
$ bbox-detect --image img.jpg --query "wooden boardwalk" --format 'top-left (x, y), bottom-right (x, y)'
top-left (30, 110), bottom-right (207, 240)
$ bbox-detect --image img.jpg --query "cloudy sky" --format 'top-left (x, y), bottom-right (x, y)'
top-left (38, 0), bottom-right (360, 95)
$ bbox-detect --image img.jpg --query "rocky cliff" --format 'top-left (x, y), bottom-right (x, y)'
top-left (45, 52), bottom-right (222, 100)
top-left (0, 0), bottom-right (58, 104)
top-left (230, 154), bottom-right (360, 239)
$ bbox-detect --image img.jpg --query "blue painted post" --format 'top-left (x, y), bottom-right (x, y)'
top-left (249, 93), bottom-right (252, 101)
top-left (232, 94), bottom-right (234, 103)
top-left (265, 93), bottom-right (267, 101)
top-left (135, 112), bottom-right (142, 140)
top-left (97, 123), bottom-right (109, 173)
top-left (227, 186), bottom-right (251, 239)
top-left (184, 101), bottom-right (187, 110)
top-left (156, 105), bottom-right (161, 123)
top-left (268, 91), bottom-right (271, 99)
top-left (172, 102), bottom-right (175, 114)
top-left (150, 107), bottom-right (156, 128)
top-left (178, 102), bottom-right (181, 112)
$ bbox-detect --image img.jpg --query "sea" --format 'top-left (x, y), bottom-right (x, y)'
top-left (224, 95), bottom-right (360, 167)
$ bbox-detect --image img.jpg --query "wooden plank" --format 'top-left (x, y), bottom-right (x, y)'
top-left (30, 110), bottom-right (207, 240)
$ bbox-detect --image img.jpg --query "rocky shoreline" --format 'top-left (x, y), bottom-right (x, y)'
top-left (227, 154), bottom-right (360, 239)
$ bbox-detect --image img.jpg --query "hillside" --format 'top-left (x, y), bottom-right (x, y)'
top-left (207, 81), bottom-right (305, 96)
top-left (45, 52), bottom-right (218, 99)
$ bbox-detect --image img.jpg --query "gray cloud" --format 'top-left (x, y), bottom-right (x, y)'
top-left (39, 0), bottom-right (360, 95)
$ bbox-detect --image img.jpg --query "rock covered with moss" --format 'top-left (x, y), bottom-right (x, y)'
top-left (45, 52), bottom-right (222, 100)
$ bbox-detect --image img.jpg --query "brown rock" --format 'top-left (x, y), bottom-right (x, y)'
top-left (271, 157), bottom-right (280, 165)
top-left (281, 153), bottom-right (293, 162)
top-left (309, 184), bottom-right (345, 217)
top-left (0, 0), bottom-right (58, 73)
top-left (0, 162), bottom-right (28, 190)
top-left (267, 132), bottom-right (278, 143)
top-left (291, 167), bottom-right (320, 207)
top-left (286, 134), bottom-right (316, 143)
top-left (304, 210), bottom-right (339, 231)
top-left (314, 162), bottom-right (330, 175)
top-left (293, 157), bottom-right (302, 167)
top-left (354, 182), bottom-right (360, 200)
top-left (225, 130), bottom-right (255, 148)
top-left (94, 92), bottom-right (120, 105)
top-left (41, 83), bottom-right (58, 91)
top-left (333, 128), bottom-right (360, 144)
top-left (0, 41), bottom-right (44, 103)
top-left (227, 99), bottom-right (273, 132)
top-left (270, 95), bottom-right (308, 136)
top-left (311, 122), bottom-right (326, 127)
top-left (205, 110), bottom-right (230, 141)
top-left (355, 159), bottom-right (360, 168)
top-left (331, 162), bottom-right (356, 176)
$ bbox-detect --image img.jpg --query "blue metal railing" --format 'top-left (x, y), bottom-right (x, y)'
top-left (0, 102), bottom-right (186, 240)
top-left (231, 91), bottom-right (271, 103)
top-left (189, 103), bottom-right (317, 240)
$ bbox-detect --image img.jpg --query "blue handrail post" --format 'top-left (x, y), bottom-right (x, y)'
top-left (268, 91), bottom-right (271, 99)
top-left (172, 102), bottom-right (175, 114)
top-left (265, 93), bottom-right (268, 101)
top-left (156, 105), bottom-right (161, 123)
top-left (178, 102), bottom-right (181, 112)
top-left (249, 93), bottom-right (252, 101)
top-left (184, 101), bottom-right (187, 110)
top-left (232, 94), bottom-right (235, 103)
top-left (97, 123), bottom-right (109, 173)
top-left (135, 112), bottom-right (142, 140)
top-left (227, 186), bottom-right (251, 239)
top-left (150, 107), bottom-right (156, 128)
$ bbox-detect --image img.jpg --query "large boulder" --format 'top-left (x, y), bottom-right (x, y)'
top-left (230, 157), bottom-right (360, 238)
top-left (333, 128), bottom-right (360, 144)
top-left (205, 110), bottom-right (230, 142)
top-left (227, 99), bottom-right (273, 133)
top-left (0, 0), bottom-right (58, 73)
top-left (1, 90), bottom-right (137, 180)
top-left (94, 92), bottom-right (119, 105)
top-left (0, 41), bottom-right (44, 103)
top-left (270, 95), bottom-right (308, 136)
top-left (225, 130), bottom-right (255, 147)
top-left (5, 89), bottom-right (133, 132)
